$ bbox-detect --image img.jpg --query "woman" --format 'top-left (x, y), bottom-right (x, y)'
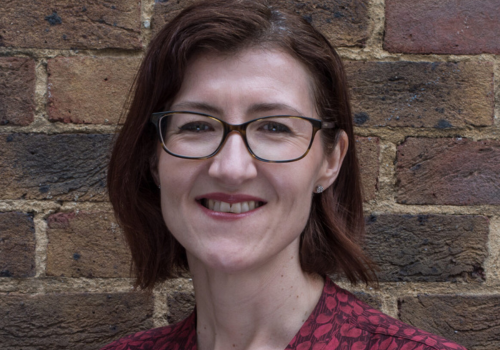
top-left (103, 1), bottom-right (466, 349)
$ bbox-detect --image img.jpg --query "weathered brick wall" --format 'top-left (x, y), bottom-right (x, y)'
top-left (0, 0), bottom-right (498, 349)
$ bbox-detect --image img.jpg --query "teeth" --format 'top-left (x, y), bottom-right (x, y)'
top-left (230, 202), bottom-right (241, 213)
top-left (241, 202), bottom-right (249, 212)
top-left (206, 200), bottom-right (260, 213)
top-left (213, 200), bottom-right (221, 212)
top-left (220, 201), bottom-right (230, 212)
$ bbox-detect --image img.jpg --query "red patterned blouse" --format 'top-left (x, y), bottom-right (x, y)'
top-left (101, 278), bottom-right (467, 350)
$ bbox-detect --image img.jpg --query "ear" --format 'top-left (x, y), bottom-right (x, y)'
top-left (315, 130), bottom-right (348, 191)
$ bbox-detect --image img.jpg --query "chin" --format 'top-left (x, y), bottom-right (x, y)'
top-left (198, 248), bottom-right (261, 275)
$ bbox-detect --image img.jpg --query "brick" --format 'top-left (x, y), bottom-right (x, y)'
top-left (385, 0), bottom-right (500, 54)
top-left (355, 136), bottom-right (379, 201)
top-left (346, 61), bottom-right (494, 128)
top-left (151, 0), bottom-right (370, 47)
top-left (396, 138), bottom-right (500, 205)
top-left (364, 214), bottom-right (489, 282)
top-left (0, 134), bottom-right (112, 201)
top-left (150, 0), bottom-right (195, 31)
top-left (0, 58), bottom-right (36, 126)
top-left (352, 291), bottom-right (382, 310)
top-left (0, 292), bottom-right (153, 349)
top-left (399, 294), bottom-right (500, 349)
top-left (0, 212), bottom-right (35, 278)
top-left (167, 290), bottom-right (195, 325)
top-left (46, 211), bottom-right (130, 278)
top-left (0, 0), bottom-right (141, 50)
top-left (48, 57), bottom-right (140, 124)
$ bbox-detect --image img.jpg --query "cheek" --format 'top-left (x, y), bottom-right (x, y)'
top-left (280, 151), bottom-right (325, 215)
top-left (276, 155), bottom-right (323, 194)
top-left (158, 162), bottom-right (197, 247)
top-left (158, 155), bottom-right (198, 188)
top-left (271, 166), bottom-right (315, 217)
top-left (157, 156), bottom-right (199, 218)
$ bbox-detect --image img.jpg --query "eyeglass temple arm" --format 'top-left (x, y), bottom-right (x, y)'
top-left (151, 113), bottom-right (161, 126)
top-left (321, 121), bottom-right (335, 129)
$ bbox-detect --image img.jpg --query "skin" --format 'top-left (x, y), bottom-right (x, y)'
top-left (156, 47), bottom-right (348, 350)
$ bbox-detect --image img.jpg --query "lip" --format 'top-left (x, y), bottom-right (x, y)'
top-left (195, 192), bottom-right (266, 221)
top-left (195, 192), bottom-right (266, 204)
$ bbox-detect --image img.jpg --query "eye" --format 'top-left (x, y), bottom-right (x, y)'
top-left (260, 121), bottom-right (292, 133)
top-left (179, 121), bottom-right (214, 132)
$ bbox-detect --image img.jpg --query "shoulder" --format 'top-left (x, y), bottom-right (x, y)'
top-left (341, 304), bottom-right (467, 350)
top-left (99, 312), bottom-right (196, 350)
top-left (323, 280), bottom-right (467, 350)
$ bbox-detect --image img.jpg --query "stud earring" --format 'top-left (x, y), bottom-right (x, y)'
top-left (315, 185), bottom-right (324, 194)
top-left (158, 185), bottom-right (161, 189)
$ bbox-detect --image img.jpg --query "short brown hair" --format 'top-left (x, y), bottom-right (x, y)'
top-left (108, 0), bottom-right (376, 290)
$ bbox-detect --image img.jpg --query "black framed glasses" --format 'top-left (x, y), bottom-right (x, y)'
top-left (150, 111), bottom-right (335, 163)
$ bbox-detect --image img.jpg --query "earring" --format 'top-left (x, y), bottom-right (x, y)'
top-left (158, 185), bottom-right (161, 189)
top-left (315, 185), bottom-right (324, 194)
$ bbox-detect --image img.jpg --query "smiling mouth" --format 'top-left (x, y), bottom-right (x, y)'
top-left (199, 199), bottom-right (265, 213)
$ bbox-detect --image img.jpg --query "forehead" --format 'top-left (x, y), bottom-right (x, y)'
top-left (171, 47), bottom-right (317, 118)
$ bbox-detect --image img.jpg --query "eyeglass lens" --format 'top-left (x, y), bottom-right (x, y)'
top-left (160, 113), bottom-right (314, 161)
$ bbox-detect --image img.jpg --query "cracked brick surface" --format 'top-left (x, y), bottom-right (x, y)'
top-left (399, 295), bottom-right (500, 349)
top-left (0, 212), bottom-right (35, 278)
top-left (0, 292), bottom-right (153, 349)
top-left (0, 58), bottom-right (36, 126)
top-left (0, 0), bottom-right (141, 49)
top-left (346, 61), bottom-right (494, 128)
top-left (364, 214), bottom-right (489, 282)
top-left (167, 290), bottom-right (195, 325)
top-left (385, 0), bottom-right (500, 54)
top-left (396, 138), bottom-right (500, 205)
top-left (0, 134), bottom-right (112, 201)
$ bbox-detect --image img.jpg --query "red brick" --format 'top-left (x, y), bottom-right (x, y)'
top-left (0, 58), bottom-right (36, 126)
top-left (365, 214), bottom-right (489, 282)
top-left (355, 137), bottom-right (379, 201)
top-left (46, 211), bottom-right (130, 278)
top-left (399, 294), bottom-right (500, 349)
top-left (396, 138), bottom-right (500, 205)
top-left (0, 134), bottom-right (112, 201)
top-left (151, 0), bottom-right (370, 47)
top-left (0, 212), bottom-right (35, 277)
top-left (48, 57), bottom-right (140, 124)
top-left (346, 61), bottom-right (494, 128)
top-left (0, 0), bottom-right (141, 50)
top-left (0, 292), bottom-right (153, 349)
top-left (385, 0), bottom-right (500, 54)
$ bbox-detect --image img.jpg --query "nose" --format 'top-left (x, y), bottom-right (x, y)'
top-left (208, 132), bottom-right (258, 187)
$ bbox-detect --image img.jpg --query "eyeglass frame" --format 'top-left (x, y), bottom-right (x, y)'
top-left (150, 111), bottom-right (336, 163)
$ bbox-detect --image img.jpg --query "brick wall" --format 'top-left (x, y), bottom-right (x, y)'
top-left (0, 0), bottom-right (498, 349)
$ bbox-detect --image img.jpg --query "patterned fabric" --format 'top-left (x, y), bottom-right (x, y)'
top-left (101, 278), bottom-right (467, 350)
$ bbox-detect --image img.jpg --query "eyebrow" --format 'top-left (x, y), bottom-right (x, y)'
top-left (170, 101), bottom-right (221, 115)
top-left (247, 103), bottom-right (304, 116)
top-left (170, 101), bottom-right (306, 117)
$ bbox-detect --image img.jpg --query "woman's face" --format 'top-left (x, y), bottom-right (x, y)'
top-left (157, 48), bottom-right (345, 274)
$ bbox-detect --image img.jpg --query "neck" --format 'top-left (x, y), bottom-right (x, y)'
top-left (188, 248), bottom-right (324, 350)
